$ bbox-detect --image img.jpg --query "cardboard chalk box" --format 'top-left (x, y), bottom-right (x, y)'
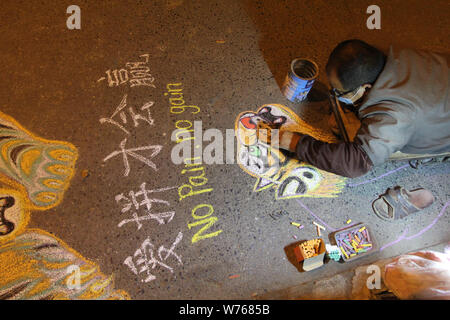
top-left (293, 238), bottom-right (326, 272)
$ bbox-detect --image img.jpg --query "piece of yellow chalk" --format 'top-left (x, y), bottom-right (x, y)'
top-left (362, 244), bottom-right (372, 247)
top-left (355, 235), bottom-right (361, 242)
top-left (340, 246), bottom-right (349, 259)
top-left (346, 219), bottom-right (352, 224)
top-left (359, 227), bottom-right (366, 232)
top-left (291, 222), bottom-right (301, 227)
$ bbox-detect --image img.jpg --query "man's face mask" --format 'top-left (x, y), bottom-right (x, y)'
top-left (336, 85), bottom-right (366, 105)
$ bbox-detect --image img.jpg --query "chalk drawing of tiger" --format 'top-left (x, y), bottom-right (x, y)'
top-left (235, 104), bottom-right (346, 199)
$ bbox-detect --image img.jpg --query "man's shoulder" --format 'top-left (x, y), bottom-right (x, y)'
top-left (358, 100), bottom-right (415, 119)
top-left (389, 45), bottom-right (448, 60)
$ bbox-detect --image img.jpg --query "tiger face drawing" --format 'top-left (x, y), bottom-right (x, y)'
top-left (235, 104), bottom-right (346, 199)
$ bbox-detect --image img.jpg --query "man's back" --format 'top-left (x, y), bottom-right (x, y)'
top-left (357, 46), bottom-right (450, 165)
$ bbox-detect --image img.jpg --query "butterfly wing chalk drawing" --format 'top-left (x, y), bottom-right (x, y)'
top-left (0, 111), bottom-right (129, 300)
top-left (0, 188), bottom-right (129, 300)
top-left (0, 111), bottom-right (78, 211)
top-left (235, 104), bottom-right (346, 199)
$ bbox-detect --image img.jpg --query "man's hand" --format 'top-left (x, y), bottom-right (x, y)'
top-left (256, 124), bottom-right (302, 152)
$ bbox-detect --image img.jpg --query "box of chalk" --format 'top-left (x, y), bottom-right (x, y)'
top-left (333, 223), bottom-right (376, 262)
top-left (293, 238), bottom-right (326, 271)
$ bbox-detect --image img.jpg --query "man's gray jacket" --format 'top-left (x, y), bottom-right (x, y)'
top-left (296, 46), bottom-right (450, 177)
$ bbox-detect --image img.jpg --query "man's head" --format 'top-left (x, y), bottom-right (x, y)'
top-left (326, 39), bottom-right (386, 105)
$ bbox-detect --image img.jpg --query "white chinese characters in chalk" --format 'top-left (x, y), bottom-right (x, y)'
top-left (99, 94), bottom-right (155, 135)
top-left (103, 138), bottom-right (162, 176)
top-left (98, 54), bottom-right (156, 88)
top-left (116, 182), bottom-right (177, 230)
top-left (124, 232), bottom-right (183, 283)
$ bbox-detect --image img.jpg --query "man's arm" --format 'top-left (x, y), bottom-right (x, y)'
top-left (256, 104), bottom-right (414, 178)
top-left (257, 129), bottom-right (373, 178)
top-left (293, 106), bottom-right (415, 178)
top-left (294, 135), bottom-right (373, 178)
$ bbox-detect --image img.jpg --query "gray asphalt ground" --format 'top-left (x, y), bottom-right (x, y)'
top-left (0, 0), bottom-right (448, 299)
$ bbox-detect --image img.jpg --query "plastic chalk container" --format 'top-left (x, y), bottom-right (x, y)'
top-left (333, 223), bottom-right (376, 262)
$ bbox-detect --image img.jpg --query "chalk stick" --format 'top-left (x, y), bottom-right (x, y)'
top-left (291, 222), bottom-right (301, 227)
top-left (340, 246), bottom-right (349, 259)
top-left (313, 221), bottom-right (325, 230)
top-left (363, 229), bottom-right (371, 242)
top-left (340, 239), bottom-right (351, 249)
top-left (359, 231), bottom-right (366, 241)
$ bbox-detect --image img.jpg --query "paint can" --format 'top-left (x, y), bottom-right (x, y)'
top-left (281, 58), bottom-right (319, 103)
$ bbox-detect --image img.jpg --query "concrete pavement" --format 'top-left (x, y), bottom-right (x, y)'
top-left (0, 0), bottom-right (448, 299)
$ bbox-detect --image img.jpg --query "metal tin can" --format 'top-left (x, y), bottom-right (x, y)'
top-left (282, 58), bottom-right (319, 102)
